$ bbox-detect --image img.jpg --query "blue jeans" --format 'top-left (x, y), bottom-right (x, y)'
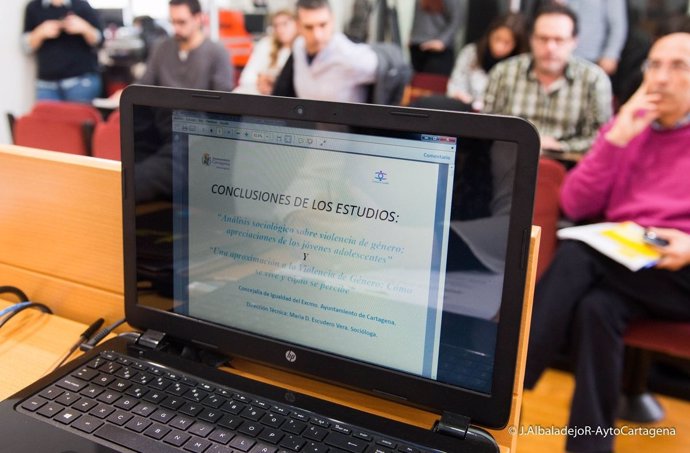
top-left (36, 73), bottom-right (102, 103)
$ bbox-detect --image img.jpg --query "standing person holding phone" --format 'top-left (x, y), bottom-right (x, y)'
top-left (524, 33), bottom-right (690, 453)
top-left (23, 0), bottom-right (103, 102)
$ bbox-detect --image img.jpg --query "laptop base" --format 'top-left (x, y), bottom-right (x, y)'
top-left (1, 335), bottom-right (499, 453)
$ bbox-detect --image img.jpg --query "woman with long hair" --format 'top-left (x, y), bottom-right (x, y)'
top-left (234, 9), bottom-right (297, 95)
top-left (447, 12), bottom-right (527, 111)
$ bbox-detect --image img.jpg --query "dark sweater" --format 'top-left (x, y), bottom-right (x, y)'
top-left (23, 0), bottom-right (102, 80)
top-left (562, 120), bottom-right (690, 233)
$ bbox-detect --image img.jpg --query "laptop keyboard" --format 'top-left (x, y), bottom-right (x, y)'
top-left (17, 351), bottom-right (434, 453)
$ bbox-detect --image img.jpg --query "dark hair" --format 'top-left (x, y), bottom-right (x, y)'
top-left (169, 0), bottom-right (201, 15)
top-left (657, 14), bottom-right (690, 36)
top-left (475, 12), bottom-right (528, 70)
top-left (296, 0), bottom-right (331, 11)
top-left (531, 2), bottom-right (578, 37)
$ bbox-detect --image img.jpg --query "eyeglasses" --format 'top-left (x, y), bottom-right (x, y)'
top-left (532, 34), bottom-right (573, 46)
top-left (642, 59), bottom-right (690, 75)
top-left (170, 16), bottom-right (195, 26)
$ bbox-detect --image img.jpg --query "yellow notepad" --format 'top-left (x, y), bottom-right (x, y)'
top-left (557, 221), bottom-right (661, 271)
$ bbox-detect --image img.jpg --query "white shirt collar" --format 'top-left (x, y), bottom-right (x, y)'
top-left (652, 112), bottom-right (690, 131)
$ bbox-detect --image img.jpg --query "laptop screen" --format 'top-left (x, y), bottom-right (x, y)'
top-left (177, 109), bottom-right (463, 381)
top-left (122, 86), bottom-right (538, 428)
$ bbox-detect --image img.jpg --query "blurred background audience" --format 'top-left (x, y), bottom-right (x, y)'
top-left (408, 0), bottom-right (463, 75)
top-left (271, 0), bottom-right (378, 103)
top-left (522, 0), bottom-right (628, 76)
top-left (447, 11), bottom-right (527, 111)
top-left (233, 8), bottom-right (296, 94)
top-left (482, 3), bottom-right (612, 155)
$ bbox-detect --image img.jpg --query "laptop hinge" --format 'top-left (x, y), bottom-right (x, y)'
top-left (433, 412), bottom-right (471, 440)
top-left (136, 329), bottom-right (167, 350)
top-left (132, 329), bottom-right (230, 369)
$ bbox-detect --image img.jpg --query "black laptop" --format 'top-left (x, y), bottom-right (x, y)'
top-left (0, 85), bottom-right (539, 453)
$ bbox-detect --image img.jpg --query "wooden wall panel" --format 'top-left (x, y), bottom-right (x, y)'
top-left (0, 145), bottom-right (124, 324)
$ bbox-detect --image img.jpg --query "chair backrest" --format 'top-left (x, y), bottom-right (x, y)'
top-left (92, 111), bottom-right (121, 160)
top-left (532, 157), bottom-right (567, 280)
top-left (12, 101), bottom-right (103, 156)
top-left (31, 101), bottom-right (103, 124)
top-left (14, 116), bottom-right (92, 155)
top-left (625, 320), bottom-right (690, 359)
top-left (402, 72), bottom-right (449, 106)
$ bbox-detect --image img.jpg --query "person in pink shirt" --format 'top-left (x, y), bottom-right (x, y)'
top-left (524, 33), bottom-right (690, 453)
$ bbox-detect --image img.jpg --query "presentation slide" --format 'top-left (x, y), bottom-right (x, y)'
top-left (185, 134), bottom-right (444, 375)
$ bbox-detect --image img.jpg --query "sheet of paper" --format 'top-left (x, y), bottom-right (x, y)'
top-left (557, 221), bottom-right (660, 271)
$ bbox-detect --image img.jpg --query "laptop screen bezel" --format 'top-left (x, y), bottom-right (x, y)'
top-left (120, 85), bottom-right (539, 429)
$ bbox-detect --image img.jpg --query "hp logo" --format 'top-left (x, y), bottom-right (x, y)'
top-left (285, 350), bottom-right (297, 363)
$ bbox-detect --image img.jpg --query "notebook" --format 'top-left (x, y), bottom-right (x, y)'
top-left (0, 85), bottom-right (539, 453)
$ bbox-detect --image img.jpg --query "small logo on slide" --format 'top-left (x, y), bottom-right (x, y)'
top-left (373, 170), bottom-right (388, 184)
top-left (201, 153), bottom-right (231, 170)
top-left (285, 350), bottom-right (297, 363)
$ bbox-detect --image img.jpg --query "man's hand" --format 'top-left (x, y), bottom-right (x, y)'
top-left (598, 57), bottom-right (619, 75)
top-left (540, 135), bottom-right (563, 152)
top-left (449, 90), bottom-right (472, 104)
top-left (605, 82), bottom-right (660, 147)
top-left (419, 39), bottom-right (446, 52)
top-left (647, 227), bottom-right (690, 271)
top-left (29, 19), bottom-right (62, 50)
top-left (37, 19), bottom-right (62, 39)
top-left (256, 73), bottom-right (275, 96)
top-left (62, 13), bottom-right (99, 46)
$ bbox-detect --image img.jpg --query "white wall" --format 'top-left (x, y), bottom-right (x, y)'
top-left (0, 0), bottom-right (36, 145)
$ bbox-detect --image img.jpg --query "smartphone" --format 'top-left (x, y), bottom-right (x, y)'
top-left (643, 230), bottom-right (670, 247)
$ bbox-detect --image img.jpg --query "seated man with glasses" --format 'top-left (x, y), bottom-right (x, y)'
top-left (482, 3), bottom-right (612, 156)
top-left (525, 32), bottom-right (690, 453)
top-left (136, 0), bottom-right (234, 92)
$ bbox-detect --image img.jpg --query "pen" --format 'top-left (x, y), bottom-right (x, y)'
top-left (46, 317), bottom-right (105, 374)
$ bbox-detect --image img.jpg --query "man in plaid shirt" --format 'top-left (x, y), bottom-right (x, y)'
top-left (483, 3), bottom-right (612, 155)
